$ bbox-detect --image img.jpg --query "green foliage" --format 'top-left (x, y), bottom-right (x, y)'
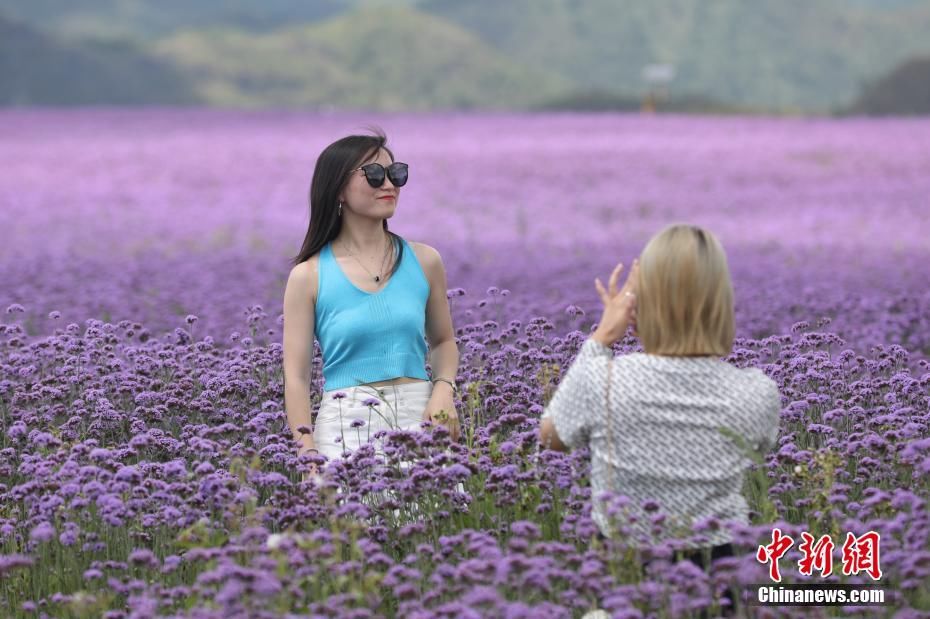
top-left (4, 0), bottom-right (930, 111)
top-left (0, 0), bottom-right (355, 39)
top-left (423, 0), bottom-right (930, 111)
top-left (152, 6), bottom-right (569, 110)
top-left (0, 16), bottom-right (196, 105)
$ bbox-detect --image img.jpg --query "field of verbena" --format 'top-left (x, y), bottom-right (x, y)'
top-left (1, 110), bottom-right (929, 617)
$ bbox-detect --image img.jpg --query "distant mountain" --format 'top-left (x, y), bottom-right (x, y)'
top-left (0, 15), bottom-right (195, 105)
top-left (0, 0), bottom-right (410, 39)
top-left (421, 0), bottom-right (930, 111)
top-left (846, 0), bottom-right (928, 6)
top-left (850, 56), bottom-right (930, 115)
top-left (151, 6), bottom-right (569, 110)
top-left (4, 0), bottom-right (930, 111)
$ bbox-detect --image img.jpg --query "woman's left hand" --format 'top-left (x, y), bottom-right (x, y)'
top-left (593, 259), bottom-right (639, 347)
top-left (423, 387), bottom-right (460, 441)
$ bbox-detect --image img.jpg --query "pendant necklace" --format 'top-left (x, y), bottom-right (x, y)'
top-left (341, 236), bottom-right (392, 283)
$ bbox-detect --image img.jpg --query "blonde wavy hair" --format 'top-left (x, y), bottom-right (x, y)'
top-left (636, 224), bottom-right (735, 356)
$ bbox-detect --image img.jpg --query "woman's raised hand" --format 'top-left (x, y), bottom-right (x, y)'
top-left (593, 259), bottom-right (639, 347)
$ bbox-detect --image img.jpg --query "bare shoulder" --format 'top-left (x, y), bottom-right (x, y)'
top-left (408, 241), bottom-right (443, 273)
top-left (287, 255), bottom-right (320, 305)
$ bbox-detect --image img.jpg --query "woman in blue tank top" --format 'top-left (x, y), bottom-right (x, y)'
top-left (282, 132), bottom-right (460, 470)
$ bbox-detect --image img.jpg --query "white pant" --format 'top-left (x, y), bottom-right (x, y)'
top-left (313, 381), bottom-right (433, 460)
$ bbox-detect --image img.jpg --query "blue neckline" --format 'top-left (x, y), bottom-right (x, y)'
top-left (326, 240), bottom-right (402, 297)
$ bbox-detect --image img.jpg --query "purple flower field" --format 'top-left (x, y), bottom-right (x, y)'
top-left (1, 110), bottom-right (929, 617)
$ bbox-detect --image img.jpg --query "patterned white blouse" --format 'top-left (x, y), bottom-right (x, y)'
top-left (542, 337), bottom-right (782, 547)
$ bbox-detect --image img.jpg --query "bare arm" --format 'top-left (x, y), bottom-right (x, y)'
top-left (538, 338), bottom-right (612, 452)
top-left (419, 243), bottom-right (459, 390)
top-left (539, 418), bottom-right (568, 452)
top-left (415, 242), bottom-right (460, 440)
top-left (282, 258), bottom-right (318, 454)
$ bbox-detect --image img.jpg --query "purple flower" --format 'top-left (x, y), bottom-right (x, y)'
top-left (128, 549), bottom-right (159, 569)
top-left (114, 466), bottom-right (142, 483)
top-left (564, 304), bottom-right (585, 317)
top-left (510, 521), bottom-right (541, 540)
top-left (29, 522), bottom-right (55, 543)
top-left (0, 554), bottom-right (34, 575)
top-left (161, 555), bottom-right (182, 574)
top-left (195, 462), bottom-right (215, 474)
top-left (444, 463), bottom-right (472, 482)
top-left (89, 448), bottom-right (113, 462)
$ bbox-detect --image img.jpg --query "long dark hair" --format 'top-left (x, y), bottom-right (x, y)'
top-left (292, 132), bottom-right (405, 275)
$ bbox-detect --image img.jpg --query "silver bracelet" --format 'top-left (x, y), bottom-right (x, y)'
top-left (431, 377), bottom-right (457, 394)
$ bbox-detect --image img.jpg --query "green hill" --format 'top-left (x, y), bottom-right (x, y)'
top-left (151, 6), bottom-right (569, 110)
top-left (0, 0), bottom-right (415, 39)
top-left (4, 0), bottom-right (930, 111)
top-left (0, 15), bottom-right (195, 105)
top-left (421, 0), bottom-right (930, 111)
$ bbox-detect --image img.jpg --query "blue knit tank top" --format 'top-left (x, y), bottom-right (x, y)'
top-left (315, 237), bottom-right (430, 390)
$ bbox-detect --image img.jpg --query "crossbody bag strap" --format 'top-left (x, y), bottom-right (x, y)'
top-left (605, 354), bottom-right (617, 489)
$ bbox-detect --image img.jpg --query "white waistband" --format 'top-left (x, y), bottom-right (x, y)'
top-left (322, 380), bottom-right (431, 398)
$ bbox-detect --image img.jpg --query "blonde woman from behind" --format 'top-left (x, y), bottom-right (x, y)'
top-left (539, 224), bottom-right (781, 617)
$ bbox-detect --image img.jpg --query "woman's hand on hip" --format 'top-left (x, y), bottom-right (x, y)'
top-left (593, 259), bottom-right (639, 347)
top-left (423, 388), bottom-right (460, 442)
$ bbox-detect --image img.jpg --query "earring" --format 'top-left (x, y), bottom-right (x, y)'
top-left (337, 202), bottom-right (343, 217)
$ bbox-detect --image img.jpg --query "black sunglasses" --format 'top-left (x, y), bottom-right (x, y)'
top-left (354, 162), bottom-right (409, 188)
